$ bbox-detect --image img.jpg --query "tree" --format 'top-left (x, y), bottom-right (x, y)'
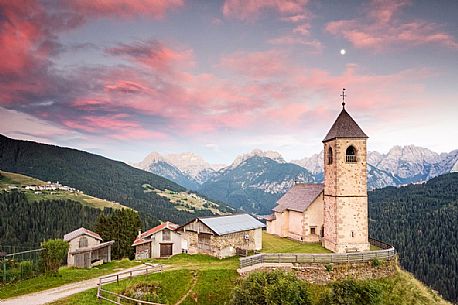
top-left (94, 209), bottom-right (142, 259)
top-left (321, 278), bottom-right (382, 305)
top-left (41, 239), bottom-right (69, 275)
top-left (231, 270), bottom-right (311, 305)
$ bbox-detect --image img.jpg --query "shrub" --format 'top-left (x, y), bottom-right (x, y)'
top-left (371, 258), bottom-right (382, 267)
top-left (325, 263), bottom-right (333, 272)
top-left (40, 239), bottom-right (69, 275)
top-left (321, 278), bottom-right (382, 305)
top-left (19, 260), bottom-right (34, 278)
top-left (121, 282), bottom-right (168, 304)
top-left (231, 270), bottom-right (311, 305)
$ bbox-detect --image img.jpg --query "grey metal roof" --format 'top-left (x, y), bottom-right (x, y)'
top-left (199, 214), bottom-right (265, 235)
top-left (323, 108), bottom-right (368, 142)
top-left (273, 183), bottom-right (324, 213)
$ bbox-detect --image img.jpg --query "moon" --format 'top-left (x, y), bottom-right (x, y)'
top-left (340, 49), bottom-right (346, 55)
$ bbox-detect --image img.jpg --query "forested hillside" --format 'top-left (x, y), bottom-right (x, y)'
top-left (0, 190), bottom-right (107, 247)
top-left (0, 135), bottom-right (219, 228)
top-left (369, 173), bottom-right (458, 303)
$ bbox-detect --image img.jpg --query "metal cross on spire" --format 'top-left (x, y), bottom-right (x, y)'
top-left (340, 88), bottom-right (346, 108)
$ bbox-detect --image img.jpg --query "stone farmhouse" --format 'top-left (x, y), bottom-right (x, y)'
top-left (177, 214), bottom-right (265, 258)
top-left (64, 227), bottom-right (114, 268)
top-left (132, 221), bottom-right (182, 259)
top-left (267, 98), bottom-right (370, 254)
top-left (133, 214), bottom-right (265, 259)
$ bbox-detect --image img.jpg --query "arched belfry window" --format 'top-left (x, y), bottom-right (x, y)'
top-left (328, 147), bottom-right (333, 165)
top-left (346, 145), bottom-right (357, 163)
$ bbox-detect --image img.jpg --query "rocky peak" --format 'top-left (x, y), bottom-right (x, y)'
top-left (231, 149), bottom-right (285, 168)
top-left (134, 152), bottom-right (165, 170)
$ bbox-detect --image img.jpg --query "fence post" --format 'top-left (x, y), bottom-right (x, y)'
top-left (2, 260), bottom-right (6, 283)
top-left (117, 274), bottom-right (119, 284)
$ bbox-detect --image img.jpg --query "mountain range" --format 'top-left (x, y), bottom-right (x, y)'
top-left (135, 145), bottom-right (458, 214)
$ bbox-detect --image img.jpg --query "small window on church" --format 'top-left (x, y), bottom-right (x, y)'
top-left (351, 231), bottom-right (354, 238)
top-left (346, 145), bottom-right (357, 163)
top-left (310, 227), bottom-right (316, 235)
top-left (328, 147), bottom-right (333, 165)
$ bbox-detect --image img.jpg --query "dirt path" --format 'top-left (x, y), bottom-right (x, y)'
top-left (174, 271), bottom-right (198, 305)
top-left (0, 264), bottom-right (148, 305)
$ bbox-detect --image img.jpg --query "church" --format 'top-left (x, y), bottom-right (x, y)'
top-left (266, 90), bottom-right (370, 253)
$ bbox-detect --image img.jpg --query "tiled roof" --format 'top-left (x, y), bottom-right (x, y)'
top-left (198, 214), bottom-right (265, 236)
top-left (132, 221), bottom-right (178, 246)
top-left (273, 183), bottom-right (324, 213)
top-left (63, 227), bottom-right (102, 242)
top-left (323, 108), bottom-right (368, 142)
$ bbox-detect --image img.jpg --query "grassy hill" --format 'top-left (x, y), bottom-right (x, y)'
top-left (48, 234), bottom-right (450, 305)
top-left (0, 135), bottom-right (229, 228)
top-left (0, 170), bottom-right (128, 210)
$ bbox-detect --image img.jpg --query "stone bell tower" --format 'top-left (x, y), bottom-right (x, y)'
top-left (322, 89), bottom-right (370, 253)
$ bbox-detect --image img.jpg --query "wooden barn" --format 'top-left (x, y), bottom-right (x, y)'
top-left (64, 227), bottom-right (114, 268)
top-left (177, 214), bottom-right (265, 258)
top-left (132, 221), bottom-right (182, 259)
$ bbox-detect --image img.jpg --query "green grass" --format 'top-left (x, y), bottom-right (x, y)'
top-left (261, 232), bottom-right (331, 253)
top-left (0, 259), bottom-right (140, 299)
top-left (0, 170), bottom-right (46, 187)
top-left (147, 253), bottom-right (240, 271)
top-left (181, 269), bottom-right (238, 305)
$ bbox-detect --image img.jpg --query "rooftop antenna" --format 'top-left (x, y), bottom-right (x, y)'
top-left (340, 88), bottom-right (346, 109)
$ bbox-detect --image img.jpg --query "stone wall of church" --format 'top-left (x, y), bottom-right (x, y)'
top-left (334, 139), bottom-right (367, 196)
top-left (335, 196), bottom-right (369, 252)
top-left (323, 138), bottom-right (369, 253)
top-left (303, 194), bottom-right (324, 242)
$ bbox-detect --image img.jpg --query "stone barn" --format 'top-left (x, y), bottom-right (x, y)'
top-left (177, 214), bottom-right (265, 258)
top-left (132, 221), bottom-right (182, 259)
top-left (64, 227), bottom-right (114, 268)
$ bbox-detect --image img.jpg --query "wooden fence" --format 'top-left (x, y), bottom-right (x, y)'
top-left (240, 239), bottom-right (395, 269)
top-left (1, 248), bottom-right (44, 283)
top-left (97, 264), bottom-right (165, 305)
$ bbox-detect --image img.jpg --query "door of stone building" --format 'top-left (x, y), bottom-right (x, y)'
top-left (160, 243), bottom-right (172, 257)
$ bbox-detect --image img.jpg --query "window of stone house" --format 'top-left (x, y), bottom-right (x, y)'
top-left (79, 236), bottom-right (88, 248)
top-left (310, 227), bottom-right (316, 235)
top-left (162, 229), bottom-right (171, 241)
top-left (351, 231), bottom-right (354, 238)
top-left (346, 145), bottom-right (357, 163)
top-left (198, 233), bottom-right (211, 245)
top-left (328, 147), bottom-right (333, 165)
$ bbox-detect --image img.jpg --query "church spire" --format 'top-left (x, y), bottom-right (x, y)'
top-left (322, 89), bottom-right (368, 143)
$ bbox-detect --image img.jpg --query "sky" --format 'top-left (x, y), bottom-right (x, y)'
top-left (0, 0), bottom-right (457, 165)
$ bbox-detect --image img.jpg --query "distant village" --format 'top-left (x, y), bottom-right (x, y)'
top-left (6, 181), bottom-right (83, 194)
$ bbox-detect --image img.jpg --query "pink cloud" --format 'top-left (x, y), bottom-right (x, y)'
top-left (223, 0), bottom-right (309, 21)
top-left (326, 0), bottom-right (458, 51)
top-left (63, 114), bottom-right (166, 140)
top-left (64, 0), bottom-right (184, 19)
top-left (107, 40), bottom-right (194, 75)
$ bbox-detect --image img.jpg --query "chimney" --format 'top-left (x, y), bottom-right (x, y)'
top-left (138, 230), bottom-right (142, 237)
